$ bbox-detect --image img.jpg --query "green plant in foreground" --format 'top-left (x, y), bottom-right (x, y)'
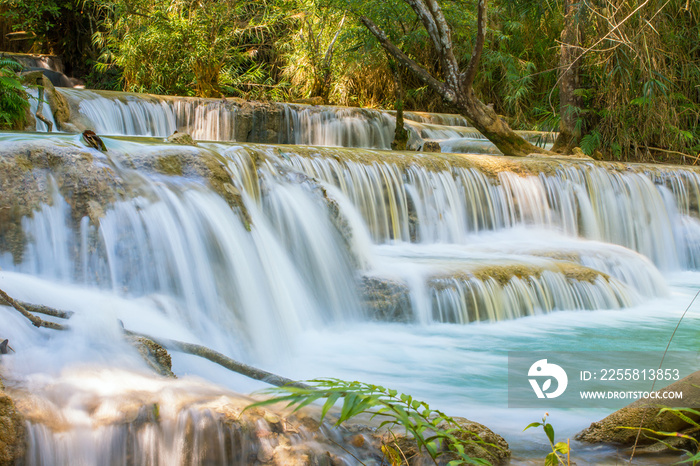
top-left (524, 413), bottom-right (570, 466)
top-left (247, 378), bottom-right (498, 465)
top-left (0, 58), bottom-right (28, 129)
top-left (622, 407), bottom-right (700, 465)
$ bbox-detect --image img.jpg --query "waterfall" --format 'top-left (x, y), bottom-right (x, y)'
top-left (26, 87), bottom-right (58, 133)
top-left (1, 109), bottom-right (699, 463)
top-left (54, 88), bottom-right (554, 153)
top-left (278, 146), bottom-right (700, 270)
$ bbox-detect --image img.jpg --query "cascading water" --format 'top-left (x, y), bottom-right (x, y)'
top-left (54, 88), bottom-right (553, 154)
top-left (2, 92), bottom-right (700, 464)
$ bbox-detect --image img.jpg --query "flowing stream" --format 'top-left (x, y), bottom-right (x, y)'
top-left (1, 91), bottom-right (700, 464)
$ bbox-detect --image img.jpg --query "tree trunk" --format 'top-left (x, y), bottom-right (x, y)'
top-left (552, 0), bottom-right (583, 153)
top-left (456, 88), bottom-right (540, 156)
top-left (389, 59), bottom-right (409, 150)
top-left (360, 0), bottom-right (547, 157)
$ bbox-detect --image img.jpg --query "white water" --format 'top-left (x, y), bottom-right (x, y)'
top-left (2, 125), bottom-right (700, 464)
top-left (54, 88), bottom-right (553, 154)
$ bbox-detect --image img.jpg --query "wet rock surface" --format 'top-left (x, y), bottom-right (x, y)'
top-left (577, 371), bottom-right (700, 454)
top-left (0, 380), bottom-right (25, 466)
top-left (0, 139), bottom-right (123, 263)
top-left (359, 276), bottom-right (413, 322)
top-left (128, 336), bottom-right (175, 378)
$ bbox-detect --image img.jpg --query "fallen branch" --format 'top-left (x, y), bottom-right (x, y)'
top-left (0, 298), bottom-right (73, 319)
top-left (35, 86), bottom-right (53, 132)
top-left (0, 287), bottom-right (308, 390)
top-left (123, 329), bottom-right (311, 390)
top-left (647, 146), bottom-right (700, 164)
top-left (0, 288), bottom-right (67, 330)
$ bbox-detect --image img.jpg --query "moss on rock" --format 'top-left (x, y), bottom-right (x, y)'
top-left (577, 371), bottom-right (700, 451)
top-left (359, 276), bottom-right (413, 322)
top-left (128, 336), bottom-right (176, 378)
top-left (0, 139), bottom-right (122, 263)
top-left (0, 380), bottom-right (25, 465)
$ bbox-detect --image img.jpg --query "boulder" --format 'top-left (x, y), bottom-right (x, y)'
top-left (0, 139), bottom-right (123, 263)
top-left (359, 276), bottom-right (413, 322)
top-left (165, 131), bottom-right (197, 146)
top-left (576, 370), bottom-right (700, 453)
top-left (422, 141), bottom-right (441, 153)
top-left (385, 417), bottom-right (510, 465)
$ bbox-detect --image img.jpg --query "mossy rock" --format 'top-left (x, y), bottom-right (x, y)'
top-left (0, 139), bottom-right (123, 263)
top-left (165, 132), bottom-right (197, 146)
top-left (359, 276), bottom-right (413, 322)
top-left (0, 383), bottom-right (25, 465)
top-left (128, 336), bottom-right (175, 378)
top-left (385, 417), bottom-right (510, 465)
top-left (430, 261), bottom-right (607, 289)
top-left (576, 370), bottom-right (700, 452)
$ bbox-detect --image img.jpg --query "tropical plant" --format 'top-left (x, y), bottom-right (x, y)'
top-left (247, 378), bottom-right (500, 465)
top-left (623, 407), bottom-right (700, 465)
top-left (93, 0), bottom-right (291, 98)
top-left (0, 57), bottom-right (28, 129)
top-left (524, 413), bottom-right (571, 466)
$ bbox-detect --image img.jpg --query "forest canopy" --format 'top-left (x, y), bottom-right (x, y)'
top-left (1, 0), bottom-right (699, 161)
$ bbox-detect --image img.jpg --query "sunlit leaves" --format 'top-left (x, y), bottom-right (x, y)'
top-left (247, 378), bottom-right (501, 466)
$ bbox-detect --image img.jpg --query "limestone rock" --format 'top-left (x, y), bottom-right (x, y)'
top-left (422, 141), bottom-right (441, 152)
top-left (569, 147), bottom-right (594, 160)
top-left (576, 370), bottom-right (700, 451)
top-left (385, 417), bottom-right (510, 465)
top-left (0, 140), bottom-right (123, 263)
top-left (165, 131), bottom-right (197, 146)
top-left (359, 276), bottom-right (413, 322)
top-left (41, 75), bottom-right (70, 130)
top-left (0, 383), bottom-right (25, 465)
top-left (128, 336), bottom-right (175, 378)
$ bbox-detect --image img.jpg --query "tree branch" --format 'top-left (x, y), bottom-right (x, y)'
top-left (124, 329), bottom-right (311, 390)
top-left (423, 0), bottom-right (461, 88)
top-left (359, 15), bottom-right (455, 102)
top-left (0, 287), bottom-right (308, 390)
top-left (0, 288), bottom-right (67, 330)
top-left (461, 0), bottom-right (487, 89)
top-left (0, 298), bottom-right (73, 319)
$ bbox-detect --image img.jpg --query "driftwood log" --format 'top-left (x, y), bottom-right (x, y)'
top-left (0, 287), bottom-right (307, 388)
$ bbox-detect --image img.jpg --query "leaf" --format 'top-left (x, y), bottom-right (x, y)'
top-left (544, 423), bottom-right (555, 445)
top-left (545, 452), bottom-right (560, 466)
top-left (554, 441), bottom-right (569, 454)
top-left (523, 422), bottom-right (542, 431)
top-left (320, 391), bottom-right (341, 421)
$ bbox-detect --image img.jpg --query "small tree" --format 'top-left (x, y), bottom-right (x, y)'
top-left (358, 0), bottom-right (547, 156)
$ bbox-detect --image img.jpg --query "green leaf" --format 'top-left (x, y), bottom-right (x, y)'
top-left (545, 452), bottom-right (560, 466)
top-left (320, 392), bottom-right (341, 421)
top-left (554, 441), bottom-right (569, 454)
top-left (543, 423), bottom-right (555, 445)
top-left (523, 422), bottom-right (542, 431)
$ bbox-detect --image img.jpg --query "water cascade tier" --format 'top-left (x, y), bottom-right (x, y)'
top-left (1, 127), bottom-right (699, 464)
top-left (52, 88), bottom-right (555, 153)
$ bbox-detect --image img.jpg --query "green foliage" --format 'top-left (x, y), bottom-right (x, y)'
top-left (0, 58), bottom-right (28, 129)
top-left (578, 0), bottom-right (700, 160)
top-left (4, 0), bottom-right (700, 162)
top-left (0, 0), bottom-right (61, 44)
top-left (247, 378), bottom-right (498, 465)
top-left (524, 414), bottom-right (570, 466)
top-left (621, 407), bottom-right (700, 464)
top-left (93, 0), bottom-right (290, 98)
